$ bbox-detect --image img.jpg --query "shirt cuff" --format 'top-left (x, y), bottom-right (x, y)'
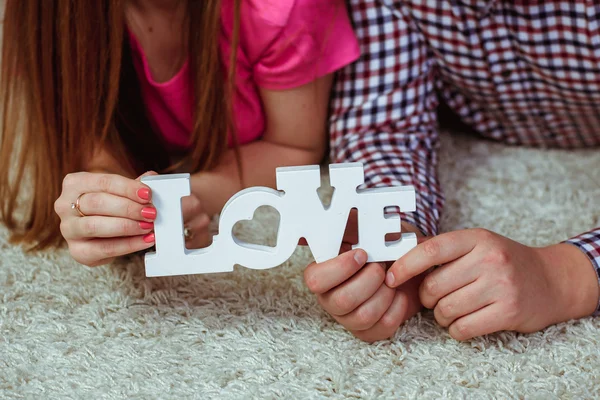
top-left (564, 229), bottom-right (600, 316)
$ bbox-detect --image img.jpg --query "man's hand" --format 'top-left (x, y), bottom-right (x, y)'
top-left (303, 211), bottom-right (424, 342)
top-left (386, 228), bottom-right (600, 340)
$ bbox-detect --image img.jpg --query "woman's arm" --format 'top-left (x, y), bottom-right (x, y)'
top-left (191, 74), bottom-right (332, 216)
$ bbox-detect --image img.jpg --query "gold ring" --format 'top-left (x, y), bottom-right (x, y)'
top-left (71, 193), bottom-right (87, 217)
top-left (184, 226), bottom-right (194, 240)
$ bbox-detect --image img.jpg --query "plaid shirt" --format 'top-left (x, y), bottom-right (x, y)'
top-left (330, 0), bottom-right (600, 312)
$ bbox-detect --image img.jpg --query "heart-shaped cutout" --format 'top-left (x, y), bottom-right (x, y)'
top-left (232, 205), bottom-right (280, 248)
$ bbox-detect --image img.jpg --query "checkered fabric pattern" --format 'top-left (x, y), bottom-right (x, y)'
top-left (330, 0), bottom-right (600, 311)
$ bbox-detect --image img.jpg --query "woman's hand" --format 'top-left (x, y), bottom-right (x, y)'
top-left (54, 171), bottom-right (158, 266)
top-left (386, 229), bottom-right (599, 340)
top-left (181, 193), bottom-right (212, 249)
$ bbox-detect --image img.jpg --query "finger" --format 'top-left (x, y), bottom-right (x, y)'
top-left (433, 279), bottom-right (493, 328)
top-left (318, 262), bottom-right (386, 316)
top-left (184, 214), bottom-right (212, 249)
top-left (62, 172), bottom-right (152, 204)
top-left (185, 230), bottom-right (212, 249)
top-left (386, 230), bottom-right (479, 288)
top-left (77, 192), bottom-right (157, 222)
top-left (69, 234), bottom-right (155, 267)
top-left (448, 303), bottom-right (505, 341)
top-left (351, 286), bottom-right (420, 343)
top-left (66, 216), bottom-right (154, 239)
top-left (136, 171), bottom-right (158, 181)
top-left (186, 213), bottom-right (211, 232)
top-left (419, 254), bottom-right (480, 309)
top-left (332, 283), bottom-right (395, 331)
top-left (304, 249), bottom-right (368, 294)
top-left (181, 195), bottom-right (204, 223)
top-left (418, 235), bottom-right (433, 244)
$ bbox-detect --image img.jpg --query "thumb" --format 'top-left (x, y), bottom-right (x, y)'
top-left (136, 171), bottom-right (159, 181)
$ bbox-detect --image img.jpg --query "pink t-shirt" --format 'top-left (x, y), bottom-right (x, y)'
top-left (128, 0), bottom-right (361, 149)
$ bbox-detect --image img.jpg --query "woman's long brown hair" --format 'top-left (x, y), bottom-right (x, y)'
top-left (0, 0), bottom-right (241, 250)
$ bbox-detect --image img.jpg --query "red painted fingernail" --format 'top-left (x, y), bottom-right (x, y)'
top-left (139, 221), bottom-right (154, 230)
top-left (137, 188), bottom-right (151, 200)
top-left (141, 207), bottom-right (157, 220)
top-left (143, 233), bottom-right (155, 243)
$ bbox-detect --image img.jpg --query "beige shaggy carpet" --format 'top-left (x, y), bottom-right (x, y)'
top-left (2, 132), bottom-right (600, 399)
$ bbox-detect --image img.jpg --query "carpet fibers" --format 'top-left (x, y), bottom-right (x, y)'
top-left (2, 132), bottom-right (600, 399)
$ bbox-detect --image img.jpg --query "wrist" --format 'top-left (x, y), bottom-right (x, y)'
top-left (538, 243), bottom-right (599, 321)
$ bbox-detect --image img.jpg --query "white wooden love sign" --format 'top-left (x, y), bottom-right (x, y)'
top-left (141, 163), bottom-right (416, 277)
